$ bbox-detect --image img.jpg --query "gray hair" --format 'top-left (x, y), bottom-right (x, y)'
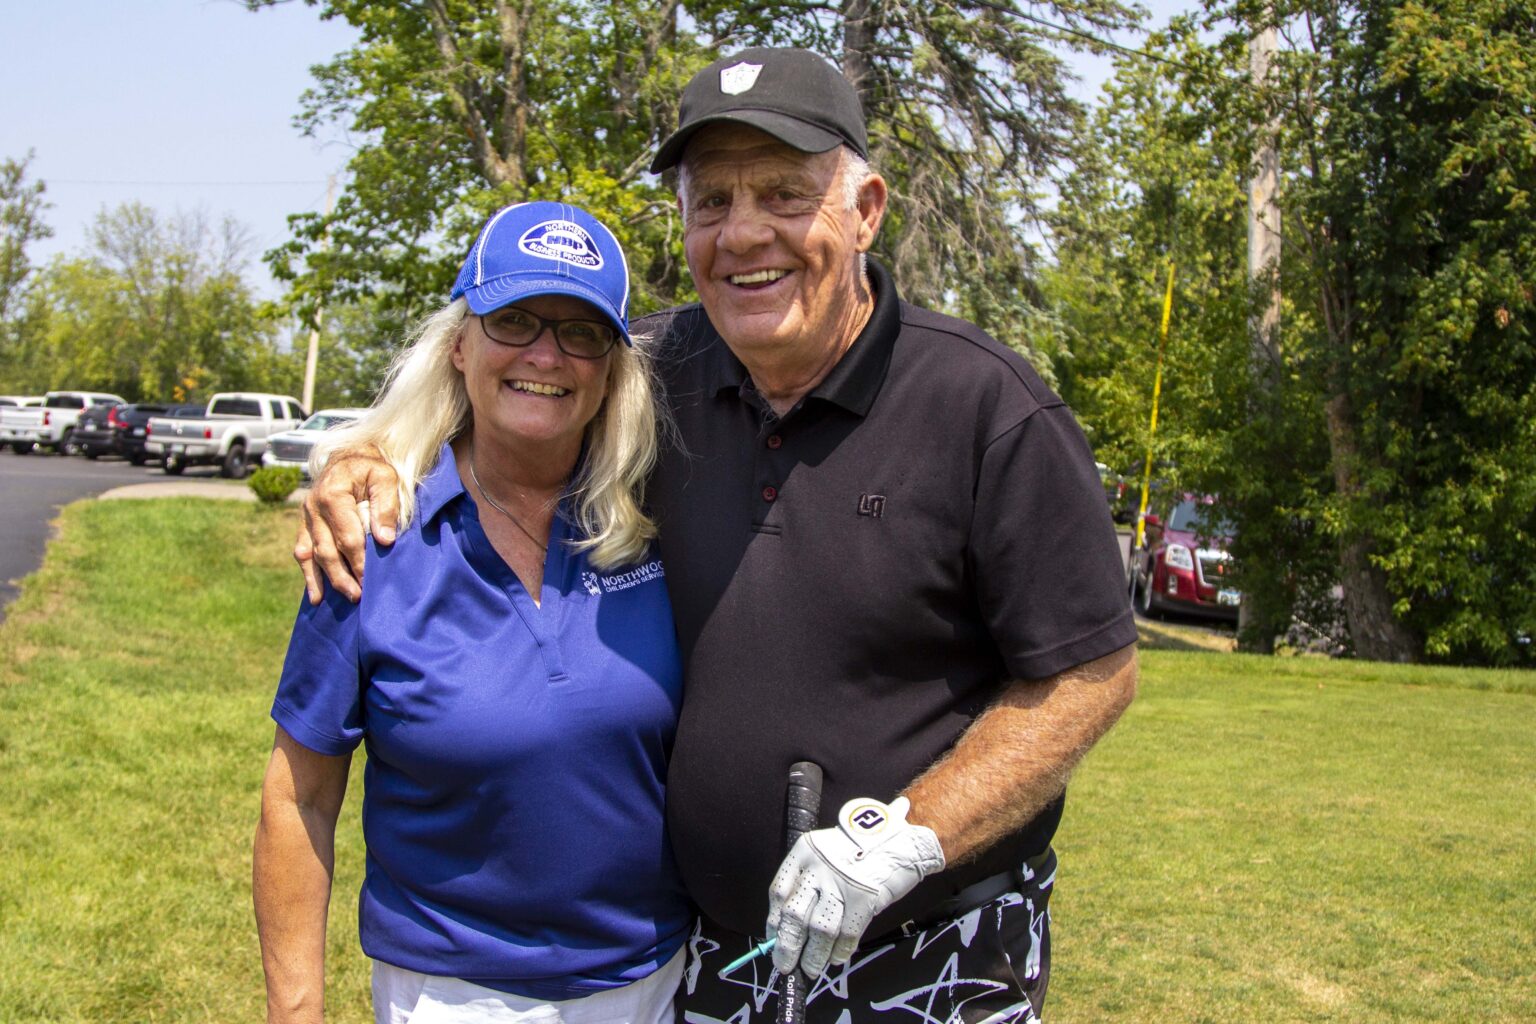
top-left (312, 298), bottom-right (665, 570)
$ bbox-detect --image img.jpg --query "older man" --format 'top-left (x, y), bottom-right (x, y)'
top-left (301, 47), bottom-right (1136, 1024)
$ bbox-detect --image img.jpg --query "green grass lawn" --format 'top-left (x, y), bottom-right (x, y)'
top-left (1, 500), bottom-right (1532, 1022)
top-left (0, 500), bottom-right (371, 1024)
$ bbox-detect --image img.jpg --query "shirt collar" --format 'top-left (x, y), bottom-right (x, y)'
top-left (705, 257), bottom-right (902, 418)
top-left (414, 442), bottom-right (468, 525)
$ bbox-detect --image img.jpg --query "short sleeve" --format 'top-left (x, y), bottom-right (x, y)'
top-left (271, 587), bottom-right (365, 755)
top-left (970, 404), bottom-right (1137, 680)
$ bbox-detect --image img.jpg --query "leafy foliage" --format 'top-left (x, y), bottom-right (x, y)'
top-left (249, 0), bottom-right (1137, 363)
top-left (1047, 19), bottom-right (1253, 475)
top-left (248, 465), bottom-right (305, 504)
top-left (251, 0), bottom-right (705, 324)
top-left (1051, 0), bottom-right (1536, 665)
top-left (0, 152), bottom-right (52, 324)
top-left (0, 151), bottom-right (54, 385)
top-left (1, 204), bottom-right (289, 402)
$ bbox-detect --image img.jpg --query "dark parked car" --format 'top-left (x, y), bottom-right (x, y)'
top-left (74, 403), bottom-right (176, 463)
top-left (1128, 495), bottom-right (1241, 621)
top-left (72, 404), bottom-right (119, 458)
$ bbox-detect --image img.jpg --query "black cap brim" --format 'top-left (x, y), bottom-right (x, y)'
top-left (650, 110), bottom-right (847, 174)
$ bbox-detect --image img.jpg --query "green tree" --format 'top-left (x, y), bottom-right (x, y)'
top-left (250, 0), bottom-right (703, 324)
top-left (1052, 0), bottom-right (1536, 665)
top-left (1266, 0), bottom-right (1536, 663)
top-left (18, 204), bottom-right (286, 401)
top-left (251, 0), bottom-right (1137, 368)
top-left (0, 152), bottom-right (51, 324)
top-left (0, 151), bottom-right (54, 387)
top-left (1047, 19), bottom-right (1252, 478)
top-left (1048, 19), bottom-right (1343, 653)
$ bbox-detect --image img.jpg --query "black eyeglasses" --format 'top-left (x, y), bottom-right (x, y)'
top-left (478, 307), bottom-right (620, 360)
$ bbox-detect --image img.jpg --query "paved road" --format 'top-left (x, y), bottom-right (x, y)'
top-left (0, 450), bottom-right (229, 619)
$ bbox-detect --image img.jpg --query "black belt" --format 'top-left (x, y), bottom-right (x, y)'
top-left (870, 847), bottom-right (1055, 946)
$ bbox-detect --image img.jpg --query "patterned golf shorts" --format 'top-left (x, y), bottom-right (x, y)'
top-left (676, 851), bottom-right (1055, 1024)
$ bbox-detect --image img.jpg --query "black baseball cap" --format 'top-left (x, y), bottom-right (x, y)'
top-left (650, 47), bottom-right (868, 173)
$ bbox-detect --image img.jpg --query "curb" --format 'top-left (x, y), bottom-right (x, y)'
top-left (98, 482), bottom-right (311, 504)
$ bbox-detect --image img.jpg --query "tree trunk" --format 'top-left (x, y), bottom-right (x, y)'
top-left (1323, 391), bottom-right (1419, 662)
top-left (423, 0), bottom-right (525, 189)
top-left (842, 0), bottom-right (874, 108)
top-left (495, 0), bottom-right (529, 189)
top-left (1238, 599), bottom-right (1276, 653)
top-left (1238, 21), bottom-right (1282, 656)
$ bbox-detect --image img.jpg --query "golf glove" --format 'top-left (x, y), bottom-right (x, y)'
top-left (767, 796), bottom-right (945, 978)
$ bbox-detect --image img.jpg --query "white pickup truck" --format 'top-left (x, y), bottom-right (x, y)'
top-left (0, 390), bottom-right (127, 454)
top-left (145, 392), bottom-right (307, 477)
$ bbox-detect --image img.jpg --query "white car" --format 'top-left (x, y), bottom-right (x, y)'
top-left (261, 408), bottom-right (370, 477)
top-left (0, 391), bottom-right (126, 454)
top-left (145, 392), bottom-right (306, 477)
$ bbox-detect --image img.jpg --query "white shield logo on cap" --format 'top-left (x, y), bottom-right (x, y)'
top-left (719, 61), bottom-right (764, 95)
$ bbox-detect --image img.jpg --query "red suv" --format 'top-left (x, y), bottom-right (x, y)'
top-left (1129, 496), bottom-right (1241, 621)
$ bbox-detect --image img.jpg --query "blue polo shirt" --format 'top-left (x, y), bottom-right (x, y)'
top-left (272, 444), bottom-right (688, 1000)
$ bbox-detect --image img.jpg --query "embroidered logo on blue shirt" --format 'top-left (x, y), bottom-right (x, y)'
top-left (519, 220), bottom-right (604, 269)
top-left (582, 561), bottom-right (666, 594)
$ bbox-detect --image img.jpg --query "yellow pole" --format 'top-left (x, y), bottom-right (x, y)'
top-left (1135, 262), bottom-right (1177, 550)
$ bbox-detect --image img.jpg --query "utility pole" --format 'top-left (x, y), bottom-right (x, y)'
top-left (1240, 19), bottom-right (1281, 650)
top-left (1248, 23), bottom-right (1281, 365)
top-left (301, 173), bottom-right (337, 414)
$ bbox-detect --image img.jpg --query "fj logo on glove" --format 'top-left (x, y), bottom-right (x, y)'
top-left (840, 799), bottom-right (897, 845)
top-left (852, 807), bottom-right (885, 830)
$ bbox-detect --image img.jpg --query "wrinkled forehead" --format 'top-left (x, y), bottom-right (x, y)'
top-left (678, 123), bottom-right (840, 185)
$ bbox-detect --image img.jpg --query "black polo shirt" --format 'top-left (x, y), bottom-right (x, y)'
top-left (643, 260), bottom-right (1136, 939)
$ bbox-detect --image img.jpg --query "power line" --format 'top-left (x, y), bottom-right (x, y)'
top-left (969, 0), bottom-right (1205, 75)
top-left (46, 178), bottom-right (328, 187)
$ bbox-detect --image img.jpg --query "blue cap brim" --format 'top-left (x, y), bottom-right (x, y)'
top-left (459, 273), bottom-right (631, 344)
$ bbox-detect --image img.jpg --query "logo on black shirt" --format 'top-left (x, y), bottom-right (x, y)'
top-left (858, 494), bottom-right (886, 518)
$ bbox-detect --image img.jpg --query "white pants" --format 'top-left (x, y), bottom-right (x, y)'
top-left (372, 948), bottom-right (684, 1024)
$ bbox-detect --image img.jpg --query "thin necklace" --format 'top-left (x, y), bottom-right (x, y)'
top-left (468, 443), bottom-right (548, 550)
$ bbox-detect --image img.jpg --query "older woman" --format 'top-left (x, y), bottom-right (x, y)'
top-left (253, 202), bottom-right (688, 1024)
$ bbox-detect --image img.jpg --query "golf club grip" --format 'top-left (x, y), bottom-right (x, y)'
top-left (778, 762), bottom-right (823, 1024)
top-left (784, 761), bottom-right (824, 849)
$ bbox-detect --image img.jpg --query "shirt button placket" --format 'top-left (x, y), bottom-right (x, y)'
top-left (757, 427), bottom-right (784, 517)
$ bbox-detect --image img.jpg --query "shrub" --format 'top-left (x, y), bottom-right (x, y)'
top-left (247, 466), bottom-right (303, 505)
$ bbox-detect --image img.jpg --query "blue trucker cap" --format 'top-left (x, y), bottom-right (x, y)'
top-left (451, 201), bottom-right (631, 343)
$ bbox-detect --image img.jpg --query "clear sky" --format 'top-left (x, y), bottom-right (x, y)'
top-left (1, 0), bottom-right (1192, 298)
top-left (0, 1), bottom-right (358, 294)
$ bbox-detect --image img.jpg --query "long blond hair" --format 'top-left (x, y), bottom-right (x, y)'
top-left (312, 298), bottom-right (664, 569)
